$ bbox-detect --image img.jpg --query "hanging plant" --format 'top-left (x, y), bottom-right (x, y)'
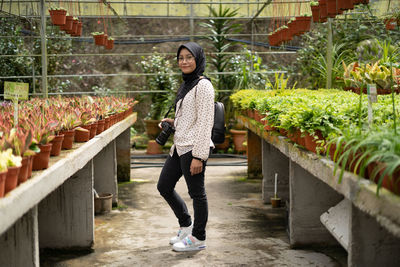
top-left (48, 7), bottom-right (67, 26)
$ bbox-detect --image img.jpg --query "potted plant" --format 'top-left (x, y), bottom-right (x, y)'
top-left (105, 37), bottom-right (114, 50)
top-left (318, 0), bottom-right (328, 23)
top-left (0, 149), bottom-right (8, 198)
top-left (137, 51), bottom-right (177, 141)
top-left (2, 148), bottom-right (22, 195)
top-left (59, 109), bottom-right (81, 149)
top-left (48, 7), bottom-right (67, 26)
top-left (310, 1), bottom-right (320, 23)
top-left (30, 112), bottom-right (58, 170)
top-left (92, 32), bottom-right (106, 46)
top-left (60, 14), bottom-right (73, 32)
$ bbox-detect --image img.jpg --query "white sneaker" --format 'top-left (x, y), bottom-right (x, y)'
top-left (169, 224), bottom-right (193, 245)
top-left (172, 235), bottom-right (206, 252)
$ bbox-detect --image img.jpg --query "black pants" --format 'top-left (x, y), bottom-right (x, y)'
top-left (157, 148), bottom-right (209, 241)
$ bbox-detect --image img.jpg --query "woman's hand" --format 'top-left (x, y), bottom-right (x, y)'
top-left (190, 159), bottom-right (203, 176)
top-left (159, 118), bottom-right (174, 128)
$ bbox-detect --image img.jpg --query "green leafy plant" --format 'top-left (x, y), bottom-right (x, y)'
top-left (137, 50), bottom-right (177, 120)
top-left (199, 3), bottom-right (242, 96)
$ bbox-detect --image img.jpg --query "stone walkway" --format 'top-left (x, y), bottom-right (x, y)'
top-left (41, 152), bottom-right (346, 266)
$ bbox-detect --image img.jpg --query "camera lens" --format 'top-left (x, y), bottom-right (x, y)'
top-left (155, 121), bottom-right (174, 145)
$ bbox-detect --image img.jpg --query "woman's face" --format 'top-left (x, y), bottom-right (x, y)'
top-left (178, 48), bottom-right (196, 74)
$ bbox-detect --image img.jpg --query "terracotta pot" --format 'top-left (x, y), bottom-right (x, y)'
top-left (311, 6), bottom-right (320, 23)
top-left (97, 119), bottom-right (105, 134)
top-left (50, 134), bottom-right (64, 156)
top-left (105, 39), bottom-right (114, 50)
top-left (144, 119), bottom-right (162, 140)
top-left (89, 122), bottom-right (98, 139)
top-left (304, 131), bottom-right (324, 154)
top-left (146, 140), bottom-right (163, 155)
top-left (60, 15), bottom-right (73, 31)
top-left (71, 21), bottom-right (83, 36)
top-left (27, 155), bottom-right (33, 178)
top-left (18, 156), bottom-right (30, 185)
top-left (254, 110), bottom-right (263, 123)
top-left (318, 0), bottom-right (328, 22)
top-left (60, 129), bottom-right (75, 150)
top-left (215, 134), bottom-right (231, 152)
top-left (49, 9), bottom-right (67, 25)
top-left (264, 121), bottom-right (276, 131)
top-left (339, 0), bottom-right (354, 10)
top-left (69, 20), bottom-right (79, 35)
top-left (279, 128), bottom-right (288, 136)
top-left (368, 162), bottom-right (400, 195)
top-left (75, 126), bottom-right (90, 142)
top-left (0, 171), bottom-right (7, 197)
top-left (271, 197), bottom-right (281, 208)
top-left (94, 34), bottom-right (106, 45)
top-left (5, 166), bottom-right (21, 194)
top-left (385, 18), bottom-right (397, 31)
top-left (32, 143), bottom-right (53, 171)
top-left (230, 129), bottom-right (247, 153)
top-left (326, 0), bottom-right (338, 18)
top-left (104, 117), bottom-right (111, 130)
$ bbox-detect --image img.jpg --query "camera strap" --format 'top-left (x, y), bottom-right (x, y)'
top-left (164, 76), bottom-right (205, 119)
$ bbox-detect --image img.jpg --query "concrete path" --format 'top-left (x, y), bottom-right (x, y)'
top-left (41, 152), bottom-right (346, 266)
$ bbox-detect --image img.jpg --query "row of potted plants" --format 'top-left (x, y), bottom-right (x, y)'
top-left (342, 61), bottom-right (400, 94)
top-left (268, 15), bottom-right (312, 46)
top-left (0, 96), bottom-right (137, 198)
top-left (92, 32), bottom-right (115, 50)
top-left (230, 88), bottom-right (400, 196)
top-left (310, 0), bottom-right (369, 23)
top-left (49, 7), bottom-right (83, 37)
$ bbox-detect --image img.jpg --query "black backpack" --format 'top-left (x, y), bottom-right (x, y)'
top-left (212, 101), bottom-right (225, 144)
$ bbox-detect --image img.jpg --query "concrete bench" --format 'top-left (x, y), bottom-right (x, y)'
top-left (237, 115), bottom-right (400, 267)
top-left (0, 113), bottom-right (137, 267)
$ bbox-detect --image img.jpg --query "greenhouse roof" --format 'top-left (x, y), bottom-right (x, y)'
top-left (0, 0), bottom-right (397, 19)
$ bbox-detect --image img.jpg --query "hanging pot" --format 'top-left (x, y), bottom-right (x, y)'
top-left (60, 15), bottom-right (73, 31)
top-left (311, 6), bottom-right (320, 23)
top-left (326, 0), bottom-right (338, 18)
top-left (105, 39), bottom-right (114, 50)
top-left (49, 9), bottom-right (67, 26)
top-left (93, 34), bottom-right (106, 45)
top-left (318, 0), bottom-right (328, 22)
top-left (71, 21), bottom-right (83, 36)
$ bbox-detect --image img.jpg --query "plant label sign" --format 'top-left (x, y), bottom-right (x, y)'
top-left (4, 81), bottom-right (29, 100)
top-left (367, 84), bottom-right (377, 103)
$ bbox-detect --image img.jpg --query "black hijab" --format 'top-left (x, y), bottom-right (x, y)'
top-left (175, 42), bottom-right (210, 108)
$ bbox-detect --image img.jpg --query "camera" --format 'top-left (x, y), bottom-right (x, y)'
top-left (156, 121), bottom-right (175, 145)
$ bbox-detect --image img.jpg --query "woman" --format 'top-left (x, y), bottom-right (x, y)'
top-left (157, 42), bottom-right (214, 252)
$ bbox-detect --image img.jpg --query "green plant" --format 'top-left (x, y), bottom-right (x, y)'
top-left (1, 148), bottom-right (22, 167)
top-left (265, 72), bottom-right (297, 91)
top-left (137, 50), bottom-right (177, 120)
top-left (91, 32), bottom-right (105, 36)
top-left (310, 1), bottom-right (319, 7)
top-left (199, 4), bottom-right (242, 96)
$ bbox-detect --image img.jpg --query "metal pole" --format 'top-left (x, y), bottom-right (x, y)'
top-left (189, 0), bottom-right (194, 42)
top-left (39, 0), bottom-right (47, 97)
top-left (326, 18), bottom-right (333, 89)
